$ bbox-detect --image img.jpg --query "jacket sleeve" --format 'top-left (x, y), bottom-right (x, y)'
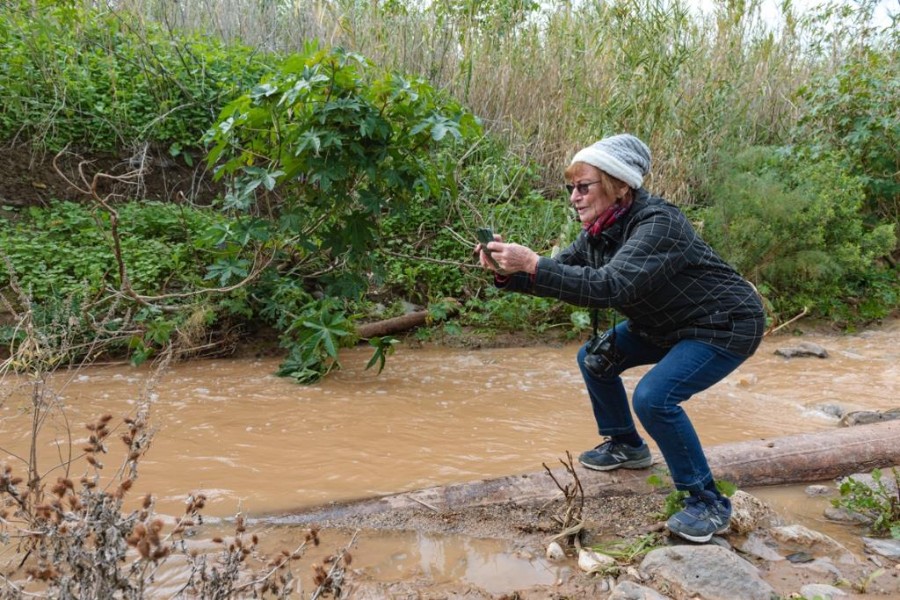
top-left (496, 233), bottom-right (588, 293)
top-left (502, 210), bottom-right (692, 308)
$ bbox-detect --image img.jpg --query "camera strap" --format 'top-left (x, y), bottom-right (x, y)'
top-left (591, 309), bottom-right (618, 345)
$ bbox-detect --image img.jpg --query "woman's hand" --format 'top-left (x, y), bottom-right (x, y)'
top-left (474, 232), bottom-right (502, 272)
top-left (476, 238), bottom-right (540, 275)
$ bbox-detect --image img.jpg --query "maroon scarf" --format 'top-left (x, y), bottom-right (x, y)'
top-left (583, 197), bottom-right (633, 238)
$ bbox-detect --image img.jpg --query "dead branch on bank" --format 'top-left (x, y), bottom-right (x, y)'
top-left (543, 451), bottom-right (585, 549)
top-left (765, 306), bottom-right (810, 336)
top-left (51, 149), bottom-right (275, 313)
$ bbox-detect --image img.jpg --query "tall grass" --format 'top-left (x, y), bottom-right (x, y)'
top-left (106, 0), bottom-right (893, 204)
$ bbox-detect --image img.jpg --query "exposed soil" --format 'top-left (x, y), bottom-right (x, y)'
top-left (0, 143), bottom-right (220, 209)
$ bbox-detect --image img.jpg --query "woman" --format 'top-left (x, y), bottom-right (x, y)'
top-left (477, 134), bottom-right (765, 543)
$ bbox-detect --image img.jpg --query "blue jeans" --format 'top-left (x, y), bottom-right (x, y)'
top-left (577, 321), bottom-right (748, 493)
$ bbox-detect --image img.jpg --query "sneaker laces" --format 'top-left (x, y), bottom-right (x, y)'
top-left (682, 491), bottom-right (718, 518)
top-left (593, 438), bottom-right (626, 454)
top-left (594, 438), bottom-right (615, 451)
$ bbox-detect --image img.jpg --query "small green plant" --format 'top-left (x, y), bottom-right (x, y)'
top-left (852, 568), bottom-right (887, 594)
top-left (832, 468), bottom-right (900, 538)
top-left (648, 473), bottom-right (737, 519)
top-left (591, 532), bottom-right (664, 562)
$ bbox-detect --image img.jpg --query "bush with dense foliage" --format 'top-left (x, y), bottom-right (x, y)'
top-left (0, 1), bottom-right (268, 154)
top-left (696, 147), bottom-right (896, 324)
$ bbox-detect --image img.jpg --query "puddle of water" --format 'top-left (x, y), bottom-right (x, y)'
top-left (145, 525), bottom-right (560, 596)
top-left (749, 483), bottom-right (871, 555)
top-left (353, 529), bottom-right (560, 593)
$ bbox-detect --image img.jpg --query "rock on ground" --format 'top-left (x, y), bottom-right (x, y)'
top-left (639, 544), bottom-right (776, 600)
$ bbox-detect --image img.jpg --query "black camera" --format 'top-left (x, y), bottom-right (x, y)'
top-left (583, 330), bottom-right (624, 378)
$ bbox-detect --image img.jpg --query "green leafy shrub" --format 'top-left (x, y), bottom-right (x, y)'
top-left (794, 26), bottom-right (899, 223)
top-left (0, 2), bottom-right (268, 152)
top-left (697, 146), bottom-right (897, 323)
top-left (832, 468), bottom-right (900, 539)
top-left (0, 201), bottom-right (222, 298)
top-left (204, 43), bottom-right (482, 381)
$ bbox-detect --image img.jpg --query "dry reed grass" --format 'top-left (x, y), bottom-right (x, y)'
top-left (103, 0), bottom-right (887, 203)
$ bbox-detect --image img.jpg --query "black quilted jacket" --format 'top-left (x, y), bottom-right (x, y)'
top-left (497, 189), bottom-right (765, 356)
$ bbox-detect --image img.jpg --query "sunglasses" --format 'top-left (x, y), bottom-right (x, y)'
top-left (565, 179), bottom-right (603, 195)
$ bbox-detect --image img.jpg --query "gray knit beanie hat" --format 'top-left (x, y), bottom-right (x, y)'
top-left (570, 134), bottom-right (651, 189)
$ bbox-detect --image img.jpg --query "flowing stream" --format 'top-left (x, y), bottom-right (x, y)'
top-left (1, 320), bottom-right (898, 592)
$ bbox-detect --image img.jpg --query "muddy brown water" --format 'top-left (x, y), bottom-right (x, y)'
top-left (2, 321), bottom-right (898, 592)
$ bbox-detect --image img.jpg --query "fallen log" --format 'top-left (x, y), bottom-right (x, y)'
top-left (261, 420), bottom-right (900, 526)
top-left (355, 311), bottom-right (429, 339)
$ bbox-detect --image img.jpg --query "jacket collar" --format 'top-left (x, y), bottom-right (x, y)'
top-left (594, 188), bottom-right (651, 246)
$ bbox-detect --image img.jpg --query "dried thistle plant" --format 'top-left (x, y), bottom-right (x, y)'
top-left (0, 257), bottom-right (359, 598)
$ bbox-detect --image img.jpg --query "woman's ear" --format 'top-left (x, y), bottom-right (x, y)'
top-left (616, 184), bottom-right (632, 201)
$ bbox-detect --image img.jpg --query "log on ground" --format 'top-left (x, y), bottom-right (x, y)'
top-left (355, 311), bottom-right (429, 339)
top-left (262, 420), bottom-right (900, 526)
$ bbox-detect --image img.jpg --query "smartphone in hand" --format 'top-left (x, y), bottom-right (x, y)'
top-left (476, 227), bottom-right (501, 270)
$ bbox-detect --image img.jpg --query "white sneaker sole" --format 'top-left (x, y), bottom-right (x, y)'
top-left (579, 456), bottom-right (653, 471)
top-left (667, 523), bottom-right (730, 543)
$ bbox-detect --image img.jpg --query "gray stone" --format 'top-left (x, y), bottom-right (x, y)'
top-left (775, 341), bottom-right (829, 358)
top-left (639, 545), bottom-right (775, 600)
top-left (805, 484), bottom-right (832, 496)
top-left (862, 537), bottom-right (900, 559)
top-left (823, 505), bottom-right (871, 525)
top-left (807, 403), bottom-right (845, 419)
top-left (739, 532), bottom-right (784, 561)
top-left (609, 580), bottom-right (671, 600)
top-left (797, 557), bottom-right (845, 579)
top-left (800, 583), bottom-right (848, 599)
top-left (769, 524), bottom-right (856, 562)
top-left (839, 408), bottom-right (900, 427)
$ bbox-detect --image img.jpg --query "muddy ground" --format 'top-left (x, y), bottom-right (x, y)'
top-left (310, 490), bottom-right (900, 599)
top-left (319, 493), bottom-right (670, 598)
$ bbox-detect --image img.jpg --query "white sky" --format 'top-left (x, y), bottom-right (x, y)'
top-left (688, 0), bottom-right (897, 29)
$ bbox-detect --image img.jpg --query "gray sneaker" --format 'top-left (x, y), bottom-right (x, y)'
top-left (666, 490), bottom-right (732, 543)
top-left (578, 439), bottom-right (653, 471)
